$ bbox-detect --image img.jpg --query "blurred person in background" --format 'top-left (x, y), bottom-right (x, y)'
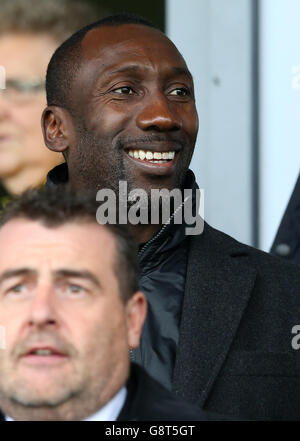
top-left (0, 0), bottom-right (108, 207)
top-left (271, 172), bottom-right (300, 265)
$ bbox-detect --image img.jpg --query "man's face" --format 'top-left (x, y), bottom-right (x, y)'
top-left (0, 219), bottom-right (144, 420)
top-left (65, 24), bottom-right (198, 194)
top-left (0, 33), bottom-right (62, 190)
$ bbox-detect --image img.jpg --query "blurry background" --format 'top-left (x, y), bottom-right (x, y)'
top-left (1, 0), bottom-right (299, 252)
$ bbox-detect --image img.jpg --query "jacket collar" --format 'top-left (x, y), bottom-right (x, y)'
top-left (137, 169), bottom-right (198, 260)
top-left (172, 223), bottom-right (257, 406)
top-left (46, 162), bottom-right (68, 187)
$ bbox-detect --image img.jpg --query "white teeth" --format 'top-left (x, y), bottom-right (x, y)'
top-left (139, 150), bottom-right (146, 160)
top-left (128, 150), bottom-right (175, 161)
top-left (146, 151), bottom-right (153, 160)
top-left (33, 349), bottom-right (53, 355)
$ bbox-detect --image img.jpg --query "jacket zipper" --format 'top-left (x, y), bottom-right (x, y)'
top-left (138, 196), bottom-right (189, 259)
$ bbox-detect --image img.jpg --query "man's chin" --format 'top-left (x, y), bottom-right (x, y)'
top-left (4, 378), bottom-right (79, 408)
top-left (9, 388), bottom-right (75, 408)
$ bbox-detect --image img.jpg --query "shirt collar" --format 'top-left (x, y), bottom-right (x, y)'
top-left (83, 387), bottom-right (127, 421)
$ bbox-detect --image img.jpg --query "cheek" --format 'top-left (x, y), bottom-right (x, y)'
top-left (183, 106), bottom-right (198, 141)
top-left (64, 303), bottom-right (121, 345)
top-left (0, 309), bottom-right (26, 351)
top-left (88, 104), bottom-right (133, 136)
top-left (80, 305), bottom-right (128, 349)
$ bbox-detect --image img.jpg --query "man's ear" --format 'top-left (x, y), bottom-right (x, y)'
top-left (41, 106), bottom-right (72, 153)
top-left (126, 291), bottom-right (147, 350)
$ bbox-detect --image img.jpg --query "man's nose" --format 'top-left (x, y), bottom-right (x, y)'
top-left (136, 91), bottom-right (182, 132)
top-left (27, 285), bottom-right (57, 328)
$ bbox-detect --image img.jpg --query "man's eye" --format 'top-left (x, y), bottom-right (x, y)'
top-left (68, 284), bottom-right (84, 294)
top-left (169, 88), bottom-right (189, 96)
top-left (112, 86), bottom-right (134, 95)
top-left (8, 284), bottom-right (25, 294)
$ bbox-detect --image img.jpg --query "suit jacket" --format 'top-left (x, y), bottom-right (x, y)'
top-left (271, 172), bottom-right (300, 264)
top-left (118, 363), bottom-right (233, 420)
top-left (172, 221), bottom-right (300, 420)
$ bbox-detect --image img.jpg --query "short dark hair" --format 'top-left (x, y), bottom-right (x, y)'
top-left (0, 186), bottom-right (140, 301)
top-left (46, 13), bottom-right (159, 114)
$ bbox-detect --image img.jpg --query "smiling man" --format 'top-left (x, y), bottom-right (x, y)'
top-left (44, 18), bottom-right (196, 202)
top-left (42, 14), bottom-right (300, 420)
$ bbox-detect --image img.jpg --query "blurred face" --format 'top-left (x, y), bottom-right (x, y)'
top-left (0, 219), bottom-right (145, 421)
top-left (0, 33), bottom-right (62, 187)
top-left (53, 24), bottom-right (198, 194)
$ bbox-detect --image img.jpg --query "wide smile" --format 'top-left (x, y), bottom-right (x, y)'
top-left (125, 148), bottom-right (179, 175)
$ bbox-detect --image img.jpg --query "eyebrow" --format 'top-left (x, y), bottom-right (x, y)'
top-left (0, 268), bottom-right (102, 289)
top-left (109, 64), bottom-right (143, 75)
top-left (172, 66), bottom-right (193, 81)
top-left (54, 269), bottom-right (102, 289)
top-left (109, 64), bottom-right (193, 81)
top-left (0, 268), bottom-right (36, 284)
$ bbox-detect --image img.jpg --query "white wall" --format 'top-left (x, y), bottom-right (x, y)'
top-left (166, 0), bottom-right (254, 245)
top-left (259, 0), bottom-right (300, 251)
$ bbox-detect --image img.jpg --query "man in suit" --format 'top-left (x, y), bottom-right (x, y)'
top-left (0, 186), bottom-right (219, 421)
top-left (42, 14), bottom-right (300, 420)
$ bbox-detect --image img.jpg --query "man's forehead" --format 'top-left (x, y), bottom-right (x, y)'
top-left (81, 23), bottom-right (185, 65)
top-left (0, 219), bottom-right (116, 256)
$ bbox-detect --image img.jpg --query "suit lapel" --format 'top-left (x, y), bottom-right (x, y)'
top-left (172, 224), bottom-right (257, 407)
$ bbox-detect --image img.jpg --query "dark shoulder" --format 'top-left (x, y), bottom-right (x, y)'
top-left (189, 221), bottom-right (300, 282)
top-left (118, 364), bottom-right (232, 421)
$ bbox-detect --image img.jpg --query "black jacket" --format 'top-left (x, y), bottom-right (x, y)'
top-left (118, 363), bottom-right (231, 420)
top-left (47, 164), bottom-right (300, 420)
top-left (136, 216), bottom-right (300, 420)
top-left (173, 222), bottom-right (300, 420)
top-left (271, 172), bottom-right (300, 264)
